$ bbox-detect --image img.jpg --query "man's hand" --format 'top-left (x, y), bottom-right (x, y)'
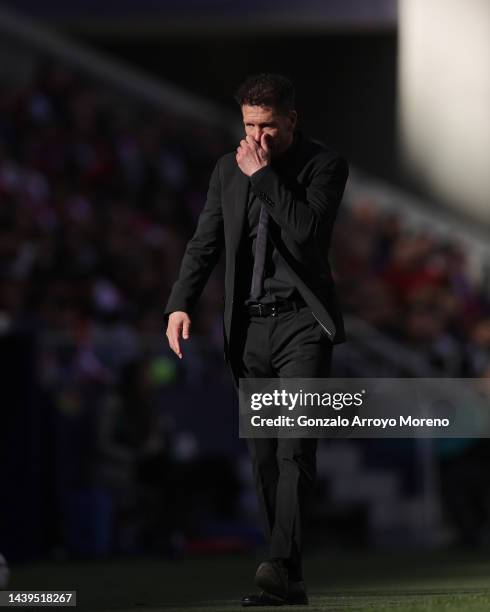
top-left (166, 311), bottom-right (191, 359)
top-left (236, 134), bottom-right (271, 177)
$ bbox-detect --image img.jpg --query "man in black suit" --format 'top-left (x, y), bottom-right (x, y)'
top-left (164, 73), bottom-right (348, 606)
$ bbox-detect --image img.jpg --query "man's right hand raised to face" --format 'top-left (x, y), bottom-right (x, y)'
top-left (166, 311), bottom-right (191, 359)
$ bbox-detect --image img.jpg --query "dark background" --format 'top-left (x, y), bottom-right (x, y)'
top-left (76, 30), bottom-right (397, 182)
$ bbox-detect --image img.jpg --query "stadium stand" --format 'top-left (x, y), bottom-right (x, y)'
top-left (1, 6), bottom-right (490, 561)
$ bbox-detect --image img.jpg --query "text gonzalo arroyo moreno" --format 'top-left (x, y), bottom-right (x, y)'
top-left (248, 389), bottom-right (450, 430)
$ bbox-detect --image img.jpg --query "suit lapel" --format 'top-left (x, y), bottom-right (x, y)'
top-left (228, 169), bottom-right (250, 257)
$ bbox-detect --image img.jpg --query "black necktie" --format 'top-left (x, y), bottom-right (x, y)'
top-left (249, 203), bottom-right (270, 301)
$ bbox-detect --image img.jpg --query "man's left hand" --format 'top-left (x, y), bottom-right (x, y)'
top-left (236, 134), bottom-right (271, 177)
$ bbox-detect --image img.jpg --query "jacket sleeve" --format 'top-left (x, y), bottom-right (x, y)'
top-left (163, 159), bottom-right (224, 322)
top-left (249, 155), bottom-right (349, 245)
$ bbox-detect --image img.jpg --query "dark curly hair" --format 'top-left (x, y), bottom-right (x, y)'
top-left (234, 73), bottom-right (295, 115)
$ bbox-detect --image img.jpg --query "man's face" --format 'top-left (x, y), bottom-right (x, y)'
top-left (241, 104), bottom-right (297, 156)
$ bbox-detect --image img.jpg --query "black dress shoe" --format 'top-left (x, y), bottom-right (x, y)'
top-left (254, 559), bottom-right (289, 600)
top-left (240, 581), bottom-right (309, 607)
top-left (286, 580), bottom-right (309, 605)
top-left (241, 591), bottom-right (285, 607)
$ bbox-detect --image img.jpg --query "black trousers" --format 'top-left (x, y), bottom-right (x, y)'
top-left (229, 302), bottom-right (333, 581)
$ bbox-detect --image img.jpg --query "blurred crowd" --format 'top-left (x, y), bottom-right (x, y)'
top-left (0, 60), bottom-right (230, 354)
top-left (0, 61), bottom-right (240, 560)
top-left (2, 63), bottom-right (489, 381)
top-left (2, 60), bottom-right (490, 559)
top-left (333, 200), bottom-right (490, 377)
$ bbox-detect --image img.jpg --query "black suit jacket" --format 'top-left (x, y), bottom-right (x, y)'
top-left (164, 132), bottom-right (349, 363)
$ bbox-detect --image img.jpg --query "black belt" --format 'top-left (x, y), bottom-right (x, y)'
top-left (245, 297), bottom-right (306, 317)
